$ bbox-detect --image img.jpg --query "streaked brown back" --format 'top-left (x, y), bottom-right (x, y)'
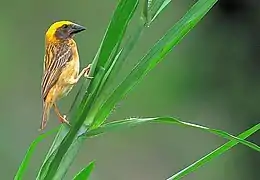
top-left (41, 42), bottom-right (73, 100)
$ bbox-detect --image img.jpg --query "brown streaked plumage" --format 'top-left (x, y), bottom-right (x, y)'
top-left (40, 20), bottom-right (91, 130)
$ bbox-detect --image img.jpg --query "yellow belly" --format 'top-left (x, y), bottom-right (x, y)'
top-left (56, 58), bottom-right (80, 99)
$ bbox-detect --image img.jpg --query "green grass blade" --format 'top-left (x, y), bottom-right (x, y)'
top-left (93, 0), bottom-right (218, 128)
top-left (75, 0), bottom-right (139, 127)
top-left (36, 0), bottom-right (139, 179)
top-left (53, 137), bottom-right (84, 179)
top-left (37, 148), bottom-right (58, 180)
top-left (89, 23), bottom-right (145, 128)
top-left (85, 117), bottom-right (260, 152)
top-left (14, 128), bottom-right (58, 180)
top-left (167, 123), bottom-right (260, 179)
top-left (73, 161), bottom-right (95, 180)
top-left (92, 46), bottom-right (122, 102)
top-left (95, 1), bottom-right (139, 70)
top-left (87, 0), bottom-right (140, 98)
top-left (44, 126), bottom-right (69, 160)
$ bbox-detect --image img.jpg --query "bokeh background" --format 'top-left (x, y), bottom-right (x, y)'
top-left (0, 0), bottom-right (259, 179)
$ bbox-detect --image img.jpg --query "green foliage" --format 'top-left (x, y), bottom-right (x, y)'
top-left (85, 117), bottom-right (260, 153)
top-left (73, 161), bottom-right (95, 180)
top-left (14, 0), bottom-right (260, 179)
top-left (14, 128), bottom-right (58, 180)
top-left (167, 123), bottom-right (260, 179)
top-left (91, 0), bottom-right (219, 129)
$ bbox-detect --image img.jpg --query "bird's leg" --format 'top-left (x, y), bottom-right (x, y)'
top-left (67, 64), bottom-right (93, 85)
top-left (53, 103), bottom-right (70, 125)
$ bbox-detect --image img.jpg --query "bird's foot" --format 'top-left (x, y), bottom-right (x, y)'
top-left (58, 115), bottom-right (71, 126)
top-left (83, 64), bottom-right (94, 79)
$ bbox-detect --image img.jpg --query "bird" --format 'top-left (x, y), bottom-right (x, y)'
top-left (40, 20), bottom-right (91, 130)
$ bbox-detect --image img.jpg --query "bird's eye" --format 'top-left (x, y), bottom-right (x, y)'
top-left (62, 24), bottom-right (69, 29)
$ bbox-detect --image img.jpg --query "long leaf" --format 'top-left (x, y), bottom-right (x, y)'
top-left (86, 0), bottom-right (140, 99)
top-left (90, 22), bottom-right (146, 127)
top-left (14, 128), bottom-right (58, 180)
top-left (85, 117), bottom-right (260, 152)
top-left (167, 123), bottom-right (260, 179)
top-left (92, 0), bottom-right (218, 128)
top-left (53, 135), bottom-right (84, 179)
top-left (73, 161), bottom-right (95, 180)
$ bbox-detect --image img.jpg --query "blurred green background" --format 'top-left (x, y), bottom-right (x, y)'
top-left (0, 0), bottom-right (259, 179)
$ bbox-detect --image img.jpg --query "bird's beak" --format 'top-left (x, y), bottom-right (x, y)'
top-left (70, 23), bottom-right (86, 34)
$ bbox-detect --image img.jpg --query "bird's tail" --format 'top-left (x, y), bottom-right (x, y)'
top-left (40, 102), bottom-right (51, 131)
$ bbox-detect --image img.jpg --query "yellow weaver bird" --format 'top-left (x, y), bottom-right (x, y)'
top-left (40, 21), bottom-right (91, 130)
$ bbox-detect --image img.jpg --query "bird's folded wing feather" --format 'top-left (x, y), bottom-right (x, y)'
top-left (41, 44), bottom-right (72, 100)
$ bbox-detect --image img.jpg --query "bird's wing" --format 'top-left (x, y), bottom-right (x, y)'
top-left (41, 44), bottom-right (73, 100)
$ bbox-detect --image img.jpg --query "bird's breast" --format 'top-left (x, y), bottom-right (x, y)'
top-left (57, 47), bottom-right (80, 98)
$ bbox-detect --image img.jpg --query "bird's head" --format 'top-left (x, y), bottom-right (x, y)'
top-left (45, 21), bottom-right (86, 42)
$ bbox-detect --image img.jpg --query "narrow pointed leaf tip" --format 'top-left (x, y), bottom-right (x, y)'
top-left (166, 123), bottom-right (260, 179)
top-left (73, 161), bottom-right (95, 180)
